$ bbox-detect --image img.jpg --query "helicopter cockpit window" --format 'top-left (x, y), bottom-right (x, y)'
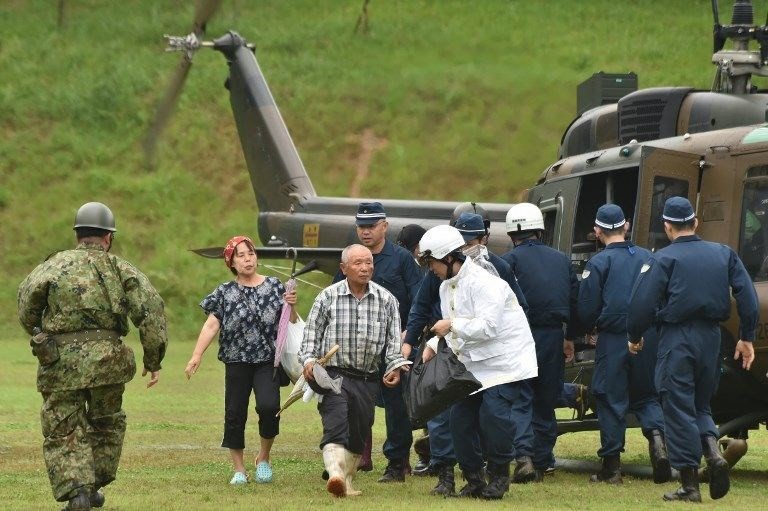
top-left (571, 168), bottom-right (639, 255)
top-left (739, 167), bottom-right (768, 282)
top-left (540, 209), bottom-right (556, 247)
top-left (648, 176), bottom-right (689, 252)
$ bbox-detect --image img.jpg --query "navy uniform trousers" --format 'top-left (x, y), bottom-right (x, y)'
top-left (592, 329), bottom-right (664, 457)
top-left (655, 321), bottom-right (720, 467)
top-left (530, 325), bottom-right (564, 469)
top-left (450, 382), bottom-right (530, 472)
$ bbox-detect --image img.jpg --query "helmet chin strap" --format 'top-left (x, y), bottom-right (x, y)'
top-left (441, 255), bottom-right (456, 279)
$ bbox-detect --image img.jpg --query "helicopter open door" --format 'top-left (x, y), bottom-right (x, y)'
top-left (634, 146), bottom-right (701, 252)
top-left (527, 177), bottom-right (580, 251)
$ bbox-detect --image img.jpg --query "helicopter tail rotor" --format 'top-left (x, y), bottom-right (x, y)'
top-left (143, 0), bottom-right (222, 167)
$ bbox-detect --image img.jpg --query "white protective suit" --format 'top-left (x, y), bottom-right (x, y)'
top-left (426, 257), bottom-right (538, 389)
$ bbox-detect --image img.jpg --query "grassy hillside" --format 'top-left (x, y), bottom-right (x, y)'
top-left (0, 0), bottom-right (732, 337)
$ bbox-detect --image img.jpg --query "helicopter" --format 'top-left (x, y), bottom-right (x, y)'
top-left (153, 0), bottom-right (768, 471)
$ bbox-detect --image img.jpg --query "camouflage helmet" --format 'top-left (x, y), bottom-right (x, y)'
top-left (450, 202), bottom-right (490, 229)
top-left (73, 202), bottom-right (116, 232)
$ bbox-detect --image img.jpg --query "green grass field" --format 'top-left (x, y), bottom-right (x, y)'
top-left (3, 1), bottom-right (768, 508)
top-left (1, 338), bottom-right (767, 510)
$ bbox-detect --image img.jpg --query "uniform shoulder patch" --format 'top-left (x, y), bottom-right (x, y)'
top-left (640, 263), bottom-right (651, 273)
top-left (581, 270), bottom-right (591, 279)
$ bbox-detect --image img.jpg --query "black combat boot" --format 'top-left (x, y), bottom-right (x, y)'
top-left (378, 458), bottom-right (407, 483)
top-left (481, 462), bottom-right (511, 500)
top-left (649, 429), bottom-right (672, 484)
top-left (456, 469), bottom-right (487, 498)
top-left (589, 454), bottom-right (622, 484)
top-left (701, 435), bottom-right (729, 499)
top-left (663, 466), bottom-right (702, 502)
top-left (62, 488), bottom-right (91, 511)
top-left (413, 434), bottom-right (434, 476)
top-left (431, 464), bottom-right (456, 496)
top-left (89, 488), bottom-right (105, 508)
top-left (512, 455), bottom-right (536, 483)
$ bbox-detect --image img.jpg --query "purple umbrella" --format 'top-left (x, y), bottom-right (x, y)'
top-left (273, 259), bottom-right (318, 378)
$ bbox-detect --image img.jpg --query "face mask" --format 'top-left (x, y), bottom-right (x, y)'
top-left (461, 243), bottom-right (488, 261)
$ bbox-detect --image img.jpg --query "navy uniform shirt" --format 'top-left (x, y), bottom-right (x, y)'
top-left (628, 234), bottom-right (759, 341)
top-left (488, 251), bottom-right (529, 313)
top-left (334, 239), bottom-right (421, 330)
top-left (502, 238), bottom-right (582, 338)
top-left (578, 241), bottom-right (651, 334)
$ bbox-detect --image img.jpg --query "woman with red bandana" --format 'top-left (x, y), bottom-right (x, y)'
top-left (184, 236), bottom-right (298, 485)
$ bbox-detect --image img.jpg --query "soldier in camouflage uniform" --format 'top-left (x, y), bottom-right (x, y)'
top-left (17, 202), bottom-right (168, 511)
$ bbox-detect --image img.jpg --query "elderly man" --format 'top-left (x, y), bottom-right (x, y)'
top-left (334, 202), bottom-right (422, 480)
top-left (300, 244), bottom-right (410, 498)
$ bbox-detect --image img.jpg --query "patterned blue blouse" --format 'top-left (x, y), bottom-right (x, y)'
top-left (200, 277), bottom-right (286, 364)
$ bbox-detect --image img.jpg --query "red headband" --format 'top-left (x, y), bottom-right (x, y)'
top-left (223, 235), bottom-right (255, 268)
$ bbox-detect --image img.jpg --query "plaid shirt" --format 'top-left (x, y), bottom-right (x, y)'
top-left (299, 279), bottom-right (405, 375)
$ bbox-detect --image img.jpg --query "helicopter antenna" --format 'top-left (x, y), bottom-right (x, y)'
top-left (143, 0), bottom-right (223, 168)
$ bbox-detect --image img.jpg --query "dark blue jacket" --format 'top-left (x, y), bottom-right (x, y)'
top-left (488, 251), bottom-right (529, 313)
top-left (578, 241), bottom-right (651, 334)
top-left (334, 239), bottom-right (422, 330)
top-left (502, 238), bottom-right (582, 338)
top-left (627, 235), bottom-right (759, 341)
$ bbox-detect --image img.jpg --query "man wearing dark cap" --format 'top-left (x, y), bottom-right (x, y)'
top-left (334, 202), bottom-right (422, 481)
top-left (628, 196), bottom-right (758, 503)
top-left (578, 204), bottom-right (669, 485)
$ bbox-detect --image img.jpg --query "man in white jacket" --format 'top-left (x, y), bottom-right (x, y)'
top-left (418, 225), bottom-right (538, 500)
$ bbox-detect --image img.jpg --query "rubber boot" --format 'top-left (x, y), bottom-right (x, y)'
top-left (663, 466), bottom-right (701, 502)
top-left (457, 469), bottom-right (487, 498)
top-left (344, 451), bottom-right (362, 497)
top-left (702, 435), bottom-right (730, 500)
top-left (512, 456), bottom-right (536, 483)
top-left (481, 462), bottom-right (510, 500)
top-left (648, 429), bottom-right (672, 484)
top-left (322, 443), bottom-right (347, 498)
top-left (358, 431), bottom-right (373, 472)
top-left (589, 454), bottom-right (622, 484)
top-left (431, 464), bottom-right (456, 497)
top-left (62, 488), bottom-right (91, 511)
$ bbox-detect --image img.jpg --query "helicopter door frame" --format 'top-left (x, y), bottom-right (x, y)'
top-left (635, 146), bottom-right (701, 252)
top-left (527, 177), bottom-right (580, 252)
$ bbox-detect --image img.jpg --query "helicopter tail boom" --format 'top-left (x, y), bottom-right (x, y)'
top-left (215, 32), bottom-right (317, 218)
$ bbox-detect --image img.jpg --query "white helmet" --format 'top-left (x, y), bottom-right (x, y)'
top-left (505, 203), bottom-right (544, 233)
top-left (418, 225), bottom-right (465, 261)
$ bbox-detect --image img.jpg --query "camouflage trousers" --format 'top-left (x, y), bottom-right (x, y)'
top-left (40, 384), bottom-right (126, 502)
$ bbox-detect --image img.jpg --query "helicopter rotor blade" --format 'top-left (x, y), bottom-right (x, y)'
top-left (193, 0), bottom-right (223, 36)
top-left (142, 0), bottom-right (223, 166)
top-left (142, 56), bottom-right (192, 165)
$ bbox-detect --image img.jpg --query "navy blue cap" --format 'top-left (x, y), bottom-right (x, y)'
top-left (355, 201), bottom-right (386, 226)
top-left (594, 204), bottom-right (626, 230)
top-left (662, 196), bottom-right (695, 224)
top-left (454, 212), bottom-right (486, 242)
